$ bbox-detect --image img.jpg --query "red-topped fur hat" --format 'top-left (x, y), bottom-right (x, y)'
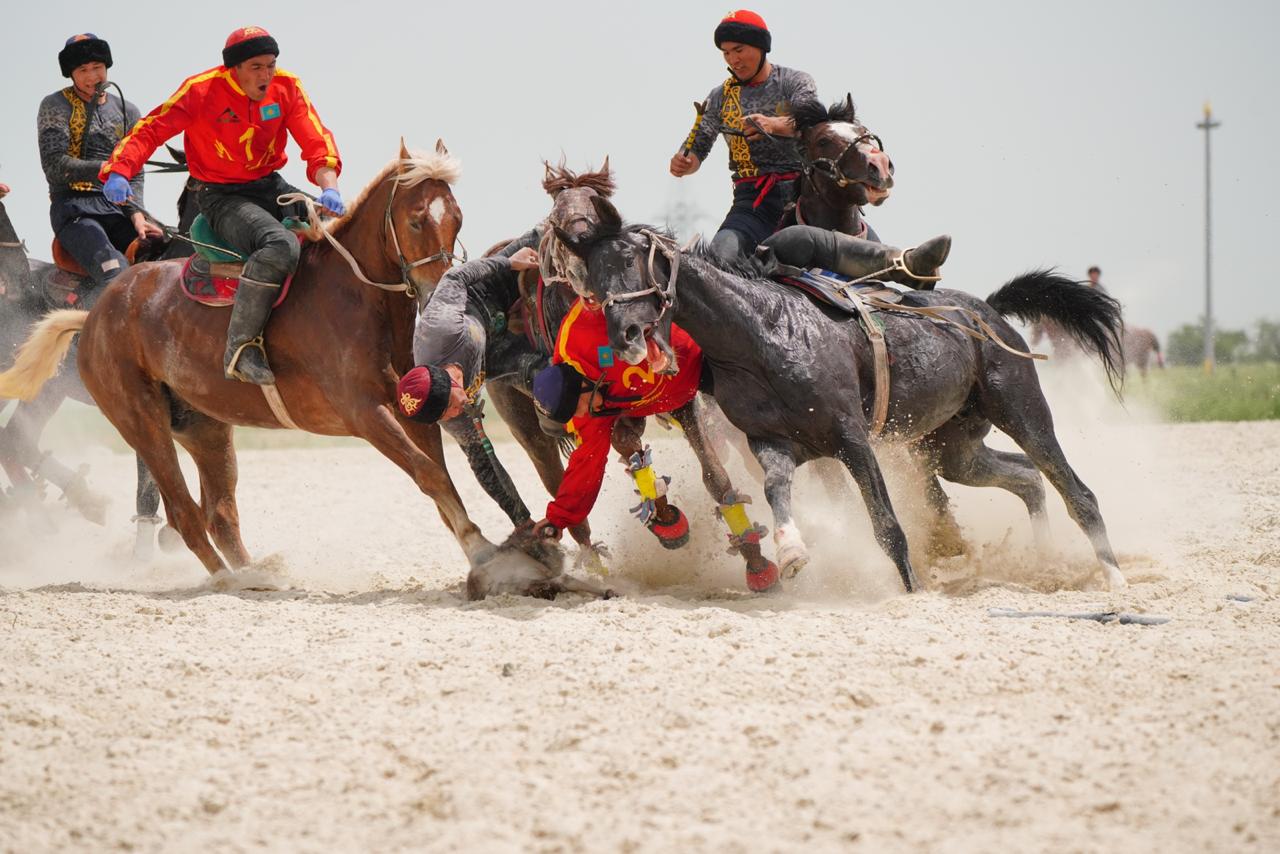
top-left (222, 26), bottom-right (280, 68)
top-left (396, 365), bottom-right (453, 424)
top-left (714, 10), bottom-right (771, 53)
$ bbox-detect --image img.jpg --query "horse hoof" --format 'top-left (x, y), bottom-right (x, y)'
top-left (157, 523), bottom-right (185, 554)
top-left (649, 506), bottom-right (691, 550)
top-left (1102, 562), bottom-right (1128, 590)
top-left (778, 547), bottom-right (809, 579)
top-left (132, 519), bottom-right (159, 562)
top-left (745, 559), bottom-right (780, 592)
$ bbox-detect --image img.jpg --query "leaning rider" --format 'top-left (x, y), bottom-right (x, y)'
top-left (38, 33), bottom-right (161, 308)
top-left (99, 26), bottom-right (344, 385)
top-left (529, 299), bottom-right (780, 592)
top-left (669, 10), bottom-right (816, 264)
top-left (394, 242), bottom-right (552, 528)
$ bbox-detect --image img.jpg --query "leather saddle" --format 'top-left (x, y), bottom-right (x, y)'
top-left (773, 267), bottom-right (904, 315)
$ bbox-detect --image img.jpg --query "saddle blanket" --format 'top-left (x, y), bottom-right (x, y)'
top-left (776, 268), bottom-right (904, 315)
top-left (179, 256), bottom-right (292, 308)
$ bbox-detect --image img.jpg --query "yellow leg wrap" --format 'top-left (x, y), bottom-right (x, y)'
top-left (632, 464), bottom-right (660, 501)
top-left (720, 501), bottom-right (752, 537)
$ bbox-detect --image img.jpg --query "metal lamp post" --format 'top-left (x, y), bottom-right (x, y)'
top-left (1196, 102), bottom-right (1220, 373)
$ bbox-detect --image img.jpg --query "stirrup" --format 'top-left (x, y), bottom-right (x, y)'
top-left (225, 336), bottom-right (270, 382)
top-left (892, 249), bottom-right (943, 283)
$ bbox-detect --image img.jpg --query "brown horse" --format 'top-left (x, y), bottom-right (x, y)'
top-left (0, 141), bottom-right (570, 590)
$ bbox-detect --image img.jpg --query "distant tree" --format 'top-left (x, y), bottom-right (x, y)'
top-left (1252, 319), bottom-right (1280, 363)
top-left (1165, 320), bottom-right (1250, 365)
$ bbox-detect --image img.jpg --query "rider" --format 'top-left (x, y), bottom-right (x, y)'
top-left (528, 299), bottom-right (779, 592)
top-left (669, 10), bottom-right (816, 264)
top-left (98, 26), bottom-right (344, 385)
top-left (394, 241), bottom-right (553, 527)
top-left (37, 33), bottom-right (161, 307)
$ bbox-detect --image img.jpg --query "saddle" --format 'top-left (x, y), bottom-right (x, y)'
top-left (774, 267), bottom-right (904, 315)
top-left (177, 213), bottom-right (303, 308)
top-left (47, 236), bottom-right (144, 308)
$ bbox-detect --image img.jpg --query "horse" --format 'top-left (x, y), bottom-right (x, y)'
top-left (1123, 326), bottom-right (1163, 379)
top-left (472, 160), bottom-right (780, 586)
top-left (552, 194), bottom-right (1130, 594)
top-left (0, 195), bottom-right (163, 547)
top-left (0, 141), bottom-right (583, 597)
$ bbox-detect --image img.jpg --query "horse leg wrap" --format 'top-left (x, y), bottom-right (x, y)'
top-left (625, 446), bottom-right (669, 525)
top-left (717, 490), bottom-right (769, 554)
top-left (627, 447), bottom-right (688, 548)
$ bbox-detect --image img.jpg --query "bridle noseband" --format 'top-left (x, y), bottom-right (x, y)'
top-left (805, 130), bottom-right (887, 188)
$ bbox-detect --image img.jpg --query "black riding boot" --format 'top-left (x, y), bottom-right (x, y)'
top-left (825, 233), bottom-right (952, 290)
top-left (223, 277), bottom-right (280, 385)
top-left (761, 225), bottom-right (952, 290)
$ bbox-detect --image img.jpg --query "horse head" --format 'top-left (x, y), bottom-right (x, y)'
top-left (794, 95), bottom-right (894, 209)
top-left (554, 195), bottom-right (680, 374)
top-left (539, 158), bottom-right (616, 296)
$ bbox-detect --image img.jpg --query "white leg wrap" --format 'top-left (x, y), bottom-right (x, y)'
top-left (774, 523), bottom-right (809, 577)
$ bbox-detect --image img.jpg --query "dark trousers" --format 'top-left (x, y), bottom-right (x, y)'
top-left (195, 173), bottom-right (300, 284)
top-left (711, 176), bottom-right (798, 263)
top-left (52, 205), bottom-right (135, 305)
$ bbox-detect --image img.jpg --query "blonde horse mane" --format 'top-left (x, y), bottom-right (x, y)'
top-left (318, 143), bottom-right (462, 241)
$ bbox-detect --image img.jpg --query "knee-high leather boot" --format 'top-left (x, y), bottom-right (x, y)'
top-left (223, 277), bottom-right (280, 385)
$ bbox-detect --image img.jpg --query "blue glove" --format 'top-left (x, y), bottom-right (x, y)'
top-left (317, 187), bottom-right (345, 215)
top-left (103, 172), bottom-right (131, 204)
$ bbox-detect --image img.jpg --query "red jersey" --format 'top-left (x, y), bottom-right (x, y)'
top-left (100, 66), bottom-right (340, 186)
top-left (544, 299), bottom-right (704, 530)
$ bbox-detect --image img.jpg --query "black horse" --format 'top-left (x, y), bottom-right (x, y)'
top-left (552, 194), bottom-right (1129, 594)
top-left (0, 186), bottom-right (195, 552)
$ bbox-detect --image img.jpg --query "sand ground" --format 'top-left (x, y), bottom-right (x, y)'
top-left (1, 380), bottom-right (1277, 852)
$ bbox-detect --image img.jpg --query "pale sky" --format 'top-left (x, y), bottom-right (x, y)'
top-left (4, 0), bottom-right (1277, 340)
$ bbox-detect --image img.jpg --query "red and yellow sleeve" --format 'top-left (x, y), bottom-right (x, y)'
top-left (279, 72), bottom-right (341, 185)
top-left (544, 415), bottom-right (615, 530)
top-left (100, 70), bottom-right (212, 182)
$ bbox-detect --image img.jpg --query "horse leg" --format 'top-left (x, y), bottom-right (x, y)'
top-left (936, 440), bottom-right (1051, 550)
top-left (173, 415), bottom-right (250, 569)
top-left (91, 379), bottom-right (228, 575)
top-left (609, 416), bottom-right (692, 550)
top-left (986, 386), bottom-right (1126, 589)
top-left (671, 402), bottom-right (778, 589)
top-left (834, 431), bottom-right (918, 592)
top-left (132, 455), bottom-right (162, 561)
top-left (749, 438), bottom-right (810, 579)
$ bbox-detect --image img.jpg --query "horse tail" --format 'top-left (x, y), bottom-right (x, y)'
top-left (0, 309), bottom-right (88, 401)
top-left (985, 269), bottom-right (1126, 394)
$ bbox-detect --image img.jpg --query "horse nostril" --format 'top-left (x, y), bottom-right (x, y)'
top-left (624, 324), bottom-right (644, 346)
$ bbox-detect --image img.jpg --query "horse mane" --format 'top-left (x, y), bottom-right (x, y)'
top-left (319, 149), bottom-right (463, 241)
top-left (542, 159), bottom-right (615, 198)
top-left (792, 97), bottom-right (858, 132)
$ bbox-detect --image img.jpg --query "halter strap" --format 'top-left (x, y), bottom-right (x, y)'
top-left (598, 230), bottom-right (681, 309)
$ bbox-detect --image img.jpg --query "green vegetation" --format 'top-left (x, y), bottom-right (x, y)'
top-left (1128, 363), bottom-right (1280, 422)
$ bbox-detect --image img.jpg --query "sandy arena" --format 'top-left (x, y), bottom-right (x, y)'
top-left (1, 374), bottom-right (1277, 852)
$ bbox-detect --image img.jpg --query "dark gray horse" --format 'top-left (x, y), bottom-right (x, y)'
top-left (0, 197), bottom-right (163, 551)
top-left (552, 195), bottom-right (1129, 594)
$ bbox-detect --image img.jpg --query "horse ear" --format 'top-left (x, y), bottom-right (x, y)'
top-left (435, 138), bottom-right (449, 156)
top-left (398, 137), bottom-right (411, 171)
top-left (590, 194), bottom-right (623, 233)
top-left (601, 155), bottom-right (610, 175)
top-left (844, 93), bottom-right (855, 117)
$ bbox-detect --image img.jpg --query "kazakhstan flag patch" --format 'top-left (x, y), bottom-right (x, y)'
top-left (259, 103), bottom-right (281, 121)
top-left (597, 345), bottom-right (615, 368)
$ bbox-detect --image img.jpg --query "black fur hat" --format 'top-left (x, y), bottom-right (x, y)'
top-left (58, 33), bottom-right (112, 78)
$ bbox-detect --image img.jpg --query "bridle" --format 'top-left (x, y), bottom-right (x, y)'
top-left (382, 173), bottom-right (467, 297)
top-left (277, 171), bottom-right (467, 300)
top-left (598, 229), bottom-right (681, 313)
top-left (804, 128), bottom-right (887, 189)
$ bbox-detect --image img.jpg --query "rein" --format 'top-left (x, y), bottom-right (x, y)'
top-left (279, 175), bottom-right (466, 299)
